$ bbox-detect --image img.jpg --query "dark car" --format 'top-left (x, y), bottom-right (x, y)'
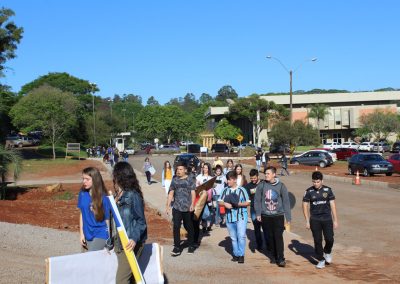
top-left (211, 143), bottom-right (229, 153)
top-left (269, 144), bottom-right (290, 154)
top-left (391, 141), bottom-right (400, 153)
top-left (173, 154), bottom-right (201, 173)
top-left (290, 150), bottom-right (333, 168)
top-left (348, 153), bottom-right (394, 177)
top-left (387, 154), bottom-right (400, 173)
top-left (187, 143), bottom-right (201, 153)
top-left (158, 144), bottom-right (180, 153)
top-left (333, 148), bottom-right (359, 161)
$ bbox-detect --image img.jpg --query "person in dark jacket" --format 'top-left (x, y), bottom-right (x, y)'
top-left (112, 162), bottom-right (147, 283)
top-left (255, 166), bottom-right (291, 267)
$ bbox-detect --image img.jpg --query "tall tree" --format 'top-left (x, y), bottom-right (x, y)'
top-left (216, 85), bottom-right (238, 102)
top-left (182, 93), bottom-right (199, 112)
top-left (214, 118), bottom-right (242, 141)
top-left (307, 104), bottom-right (330, 141)
top-left (199, 93), bottom-right (213, 105)
top-left (0, 8), bottom-right (23, 77)
top-left (146, 96), bottom-right (159, 106)
top-left (0, 145), bottom-right (22, 183)
top-left (10, 85), bottom-right (80, 159)
top-left (0, 85), bottom-right (19, 141)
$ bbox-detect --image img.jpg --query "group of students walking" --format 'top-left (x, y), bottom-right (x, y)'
top-left (165, 158), bottom-right (338, 269)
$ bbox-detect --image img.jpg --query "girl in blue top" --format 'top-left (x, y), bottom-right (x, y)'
top-left (78, 167), bottom-right (110, 251)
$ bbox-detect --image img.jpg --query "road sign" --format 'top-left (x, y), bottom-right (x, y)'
top-left (237, 135), bottom-right (243, 142)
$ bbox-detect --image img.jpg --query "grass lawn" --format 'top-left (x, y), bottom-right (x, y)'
top-left (37, 145), bottom-right (87, 159)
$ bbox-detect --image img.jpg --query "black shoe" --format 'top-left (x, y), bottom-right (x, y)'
top-left (238, 256), bottom-right (245, 264)
top-left (187, 247), bottom-right (195, 254)
top-left (277, 260), bottom-right (286, 267)
top-left (231, 256), bottom-right (239, 262)
top-left (207, 226), bottom-right (212, 231)
top-left (270, 258), bottom-right (276, 264)
top-left (170, 247), bottom-right (181, 257)
top-left (256, 244), bottom-right (263, 251)
top-left (202, 227), bottom-right (207, 233)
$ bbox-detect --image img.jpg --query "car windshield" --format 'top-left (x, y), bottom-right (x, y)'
top-left (364, 155), bottom-right (385, 161)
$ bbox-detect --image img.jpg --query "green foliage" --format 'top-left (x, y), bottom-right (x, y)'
top-left (357, 109), bottom-right (400, 141)
top-left (307, 104), bottom-right (330, 141)
top-left (216, 85), bottom-right (238, 102)
top-left (146, 96), bottom-right (160, 106)
top-left (53, 191), bottom-right (74, 200)
top-left (10, 85), bottom-right (80, 159)
top-left (0, 8), bottom-right (24, 77)
top-left (0, 85), bottom-right (20, 141)
top-left (0, 144), bottom-right (22, 182)
top-left (199, 93), bottom-right (213, 104)
top-left (214, 118), bottom-right (241, 140)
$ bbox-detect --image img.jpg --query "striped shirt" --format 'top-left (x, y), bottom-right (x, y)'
top-left (219, 186), bottom-right (250, 223)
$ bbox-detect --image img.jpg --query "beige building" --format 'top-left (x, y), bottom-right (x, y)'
top-left (206, 91), bottom-right (400, 145)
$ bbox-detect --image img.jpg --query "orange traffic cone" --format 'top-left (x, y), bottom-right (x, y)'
top-left (354, 170), bottom-right (361, 185)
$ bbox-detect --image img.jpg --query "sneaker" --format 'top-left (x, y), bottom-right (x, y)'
top-left (238, 256), bottom-right (245, 264)
top-left (170, 247), bottom-right (181, 257)
top-left (231, 256), bottom-right (239, 262)
top-left (187, 247), bottom-right (195, 254)
top-left (277, 260), bottom-right (286, 267)
top-left (316, 260), bottom-right (326, 269)
top-left (324, 253), bottom-right (332, 263)
top-left (207, 226), bottom-right (212, 232)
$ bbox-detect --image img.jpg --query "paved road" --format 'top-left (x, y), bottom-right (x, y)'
top-left (129, 153), bottom-right (400, 282)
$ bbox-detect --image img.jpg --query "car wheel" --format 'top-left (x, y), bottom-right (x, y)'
top-left (293, 161), bottom-right (299, 166)
top-left (319, 161), bottom-right (326, 168)
top-left (386, 173), bottom-right (393, 176)
top-left (348, 167), bottom-right (354, 175)
top-left (363, 168), bottom-right (370, 177)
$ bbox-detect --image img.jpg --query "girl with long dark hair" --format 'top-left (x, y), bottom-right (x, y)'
top-left (78, 167), bottom-right (110, 251)
top-left (162, 160), bottom-right (173, 196)
top-left (113, 161), bottom-right (147, 283)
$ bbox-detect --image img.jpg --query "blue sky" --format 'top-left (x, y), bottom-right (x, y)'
top-left (2, 1), bottom-right (399, 104)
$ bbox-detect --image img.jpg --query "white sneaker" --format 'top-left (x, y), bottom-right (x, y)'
top-left (316, 260), bottom-right (326, 269)
top-left (324, 253), bottom-right (332, 263)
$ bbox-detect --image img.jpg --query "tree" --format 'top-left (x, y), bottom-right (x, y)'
top-left (357, 109), bottom-right (400, 147)
top-left (0, 145), bottom-right (22, 184)
top-left (146, 96), bottom-right (159, 106)
top-left (182, 93), bottom-right (199, 112)
top-left (229, 94), bottom-right (279, 147)
top-left (0, 85), bottom-right (19, 141)
top-left (10, 85), bottom-right (80, 159)
top-left (216, 85), bottom-right (238, 102)
top-left (214, 118), bottom-right (242, 141)
top-left (199, 93), bottom-right (213, 105)
top-left (307, 104), bottom-right (330, 141)
top-left (0, 8), bottom-right (23, 77)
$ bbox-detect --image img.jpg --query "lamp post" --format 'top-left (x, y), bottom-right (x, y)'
top-left (266, 56), bottom-right (317, 123)
top-left (90, 83), bottom-right (97, 146)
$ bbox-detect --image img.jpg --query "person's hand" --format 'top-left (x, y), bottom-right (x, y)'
top-left (256, 216), bottom-right (261, 222)
top-left (165, 206), bottom-right (171, 216)
top-left (80, 234), bottom-right (87, 248)
top-left (224, 202), bottom-right (232, 209)
top-left (333, 220), bottom-right (338, 229)
top-left (125, 239), bottom-right (136, 252)
top-left (305, 221), bottom-right (310, 229)
top-left (190, 204), bottom-right (194, 212)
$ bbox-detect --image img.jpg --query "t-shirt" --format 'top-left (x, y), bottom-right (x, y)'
top-left (165, 168), bottom-right (172, 180)
top-left (303, 185), bottom-right (335, 221)
top-left (170, 176), bottom-right (196, 212)
top-left (219, 186), bottom-right (250, 223)
top-left (196, 174), bottom-right (213, 186)
top-left (244, 181), bottom-right (260, 209)
top-left (77, 191), bottom-right (110, 241)
top-left (213, 175), bottom-right (227, 196)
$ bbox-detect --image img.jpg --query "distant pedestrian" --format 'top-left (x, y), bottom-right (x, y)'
top-left (78, 167), bottom-right (110, 251)
top-left (122, 149), bottom-right (129, 162)
top-left (143, 157), bottom-right (152, 185)
top-left (212, 156), bottom-right (224, 170)
top-left (234, 164), bottom-right (247, 186)
top-left (262, 151), bottom-right (270, 172)
top-left (280, 153), bottom-right (289, 176)
top-left (196, 163), bottom-right (214, 233)
top-left (162, 161), bottom-right (173, 196)
top-left (113, 148), bottom-right (120, 164)
top-left (223, 159), bottom-right (235, 175)
top-left (302, 171), bottom-right (338, 269)
top-left (212, 165), bottom-right (226, 226)
top-left (255, 151), bottom-right (262, 172)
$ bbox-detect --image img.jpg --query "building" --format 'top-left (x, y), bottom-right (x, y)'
top-left (205, 91), bottom-right (400, 145)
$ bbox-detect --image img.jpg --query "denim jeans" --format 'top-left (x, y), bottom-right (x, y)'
top-left (213, 195), bottom-right (221, 225)
top-left (226, 218), bottom-right (247, 257)
top-left (256, 160), bottom-right (261, 171)
top-left (250, 208), bottom-right (268, 248)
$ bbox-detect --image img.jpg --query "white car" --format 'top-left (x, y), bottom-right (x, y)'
top-left (125, 147), bottom-right (135, 155)
top-left (323, 142), bottom-right (342, 150)
top-left (342, 141), bottom-right (359, 150)
top-left (359, 142), bottom-right (373, 152)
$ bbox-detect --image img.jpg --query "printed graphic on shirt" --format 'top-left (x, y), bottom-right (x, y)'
top-left (265, 189), bottom-right (279, 211)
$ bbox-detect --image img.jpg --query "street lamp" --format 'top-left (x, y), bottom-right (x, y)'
top-left (90, 83), bottom-right (97, 146)
top-left (266, 56), bottom-right (317, 123)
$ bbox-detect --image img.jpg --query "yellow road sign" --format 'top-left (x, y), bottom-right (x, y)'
top-left (237, 134), bottom-right (243, 142)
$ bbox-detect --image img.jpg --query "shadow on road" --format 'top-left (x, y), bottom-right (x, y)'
top-left (288, 239), bottom-right (317, 264)
top-left (218, 236), bottom-right (232, 256)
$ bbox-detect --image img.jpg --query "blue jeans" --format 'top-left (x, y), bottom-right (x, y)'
top-left (251, 208), bottom-right (268, 248)
top-left (226, 218), bottom-right (247, 257)
top-left (213, 195), bottom-right (221, 225)
top-left (256, 160), bottom-right (261, 171)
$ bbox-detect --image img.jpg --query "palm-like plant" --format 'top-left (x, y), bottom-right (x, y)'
top-left (307, 104), bottom-right (330, 142)
top-left (0, 145), bottom-right (22, 183)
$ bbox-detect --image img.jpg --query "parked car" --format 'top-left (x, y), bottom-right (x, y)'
top-left (348, 153), bottom-right (393, 177)
top-left (312, 148), bottom-right (337, 162)
top-left (341, 141), bottom-right (359, 150)
top-left (391, 141), bottom-right (400, 153)
top-left (333, 148), bottom-right (358, 161)
top-left (125, 147), bottom-right (135, 155)
top-left (238, 143), bottom-right (256, 150)
top-left (269, 144), bottom-right (290, 154)
top-left (359, 142), bottom-right (374, 152)
top-left (372, 142), bottom-right (390, 152)
top-left (387, 154), bottom-right (400, 173)
top-left (211, 143), bottom-right (229, 153)
top-left (323, 142), bottom-right (342, 150)
top-left (187, 143), bottom-right (201, 153)
top-left (5, 136), bottom-right (35, 148)
top-left (157, 144), bottom-right (180, 152)
top-left (180, 141), bottom-right (194, 146)
top-left (140, 142), bottom-right (152, 150)
top-left (173, 153), bottom-right (200, 172)
top-left (290, 150), bottom-right (334, 168)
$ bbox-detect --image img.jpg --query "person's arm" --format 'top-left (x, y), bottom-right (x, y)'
top-left (330, 200), bottom-right (338, 229)
top-left (281, 184), bottom-right (292, 224)
top-left (79, 212), bottom-right (86, 247)
top-left (238, 188), bottom-right (250, 207)
top-left (126, 193), bottom-right (147, 251)
top-left (254, 183), bottom-right (262, 221)
top-left (166, 189), bottom-right (174, 215)
top-left (302, 202), bottom-right (310, 229)
top-left (190, 189), bottom-right (196, 212)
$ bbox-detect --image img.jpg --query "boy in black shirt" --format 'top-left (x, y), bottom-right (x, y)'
top-left (302, 171), bottom-right (338, 269)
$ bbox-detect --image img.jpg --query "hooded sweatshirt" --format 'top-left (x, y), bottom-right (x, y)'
top-left (254, 178), bottom-right (291, 222)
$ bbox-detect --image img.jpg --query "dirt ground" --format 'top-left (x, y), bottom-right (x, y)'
top-left (0, 159), bottom-right (172, 245)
